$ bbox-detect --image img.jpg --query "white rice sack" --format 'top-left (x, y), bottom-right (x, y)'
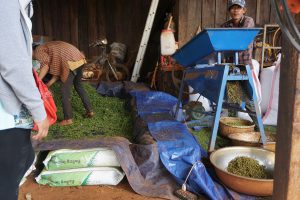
top-left (237, 60), bottom-right (262, 120)
top-left (263, 66), bottom-right (280, 126)
top-left (251, 59), bottom-right (262, 106)
top-left (36, 167), bottom-right (125, 187)
top-left (261, 55), bottom-right (281, 125)
top-left (260, 66), bottom-right (275, 114)
top-left (44, 148), bottom-right (120, 171)
top-left (252, 59), bottom-right (260, 78)
top-left (19, 152), bottom-right (39, 186)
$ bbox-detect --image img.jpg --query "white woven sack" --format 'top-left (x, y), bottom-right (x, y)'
top-left (263, 55), bottom-right (281, 126)
top-left (43, 148), bottom-right (120, 171)
top-left (36, 167), bottom-right (125, 186)
top-left (237, 59), bottom-right (262, 121)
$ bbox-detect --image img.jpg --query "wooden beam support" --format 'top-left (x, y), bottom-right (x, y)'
top-left (273, 35), bottom-right (300, 199)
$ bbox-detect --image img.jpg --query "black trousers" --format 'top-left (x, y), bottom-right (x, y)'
top-left (61, 67), bottom-right (93, 120)
top-left (0, 128), bottom-right (34, 200)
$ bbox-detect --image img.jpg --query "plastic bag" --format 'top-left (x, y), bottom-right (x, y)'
top-left (32, 69), bottom-right (57, 130)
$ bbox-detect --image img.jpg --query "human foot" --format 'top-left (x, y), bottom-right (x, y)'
top-left (58, 119), bottom-right (73, 126)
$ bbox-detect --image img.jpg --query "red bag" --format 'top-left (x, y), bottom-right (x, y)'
top-left (32, 69), bottom-right (57, 131)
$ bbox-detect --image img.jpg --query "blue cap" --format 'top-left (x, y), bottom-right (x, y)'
top-left (228, 0), bottom-right (246, 9)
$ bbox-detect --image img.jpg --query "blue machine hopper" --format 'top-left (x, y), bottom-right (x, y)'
top-left (173, 28), bottom-right (261, 67)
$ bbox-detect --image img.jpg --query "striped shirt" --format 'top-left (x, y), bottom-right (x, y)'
top-left (34, 41), bottom-right (85, 82)
top-left (221, 16), bottom-right (254, 67)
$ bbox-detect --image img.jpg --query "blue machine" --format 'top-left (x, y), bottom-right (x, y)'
top-left (173, 28), bottom-right (266, 152)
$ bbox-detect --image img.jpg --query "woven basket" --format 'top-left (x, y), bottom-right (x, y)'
top-left (228, 132), bottom-right (276, 147)
top-left (219, 117), bottom-right (255, 137)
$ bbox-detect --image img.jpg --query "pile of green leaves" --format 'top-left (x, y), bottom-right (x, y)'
top-left (190, 128), bottom-right (231, 150)
top-left (227, 81), bottom-right (246, 104)
top-left (189, 123), bottom-right (277, 151)
top-left (227, 156), bottom-right (270, 179)
top-left (45, 83), bottom-right (133, 141)
top-left (225, 121), bottom-right (252, 127)
top-left (264, 125), bottom-right (277, 133)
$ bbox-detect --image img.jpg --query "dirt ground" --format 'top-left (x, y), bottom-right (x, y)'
top-left (19, 176), bottom-right (163, 200)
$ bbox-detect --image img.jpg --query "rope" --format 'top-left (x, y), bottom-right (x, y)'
top-left (181, 161), bottom-right (202, 191)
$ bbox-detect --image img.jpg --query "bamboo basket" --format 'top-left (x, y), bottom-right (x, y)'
top-left (228, 132), bottom-right (276, 147)
top-left (219, 117), bottom-right (255, 137)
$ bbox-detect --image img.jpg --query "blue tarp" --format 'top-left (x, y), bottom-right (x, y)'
top-left (130, 91), bottom-right (178, 117)
top-left (133, 91), bottom-right (255, 200)
top-left (148, 121), bottom-right (254, 200)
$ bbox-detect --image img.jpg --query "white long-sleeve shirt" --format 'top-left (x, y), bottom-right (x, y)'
top-left (0, 0), bottom-right (46, 129)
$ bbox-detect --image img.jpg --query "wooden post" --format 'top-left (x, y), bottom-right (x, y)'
top-left (256, 0), bottom-right (261, 25)
top-left (273, 34), bottom-right (300, 199)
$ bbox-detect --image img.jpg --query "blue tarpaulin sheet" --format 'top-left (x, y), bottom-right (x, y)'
top-left (133, 91), bottom-right (255, 200)
top-left (130, 91), bottom-right (177, 117)
top-left (147, 121), bottom-right (254, 200)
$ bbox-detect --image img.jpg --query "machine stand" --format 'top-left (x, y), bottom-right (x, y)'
top-left (208, 65), bottom-right (267, 152)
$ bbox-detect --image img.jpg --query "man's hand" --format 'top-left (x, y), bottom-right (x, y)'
top-left (46, 75), bottom-right (59, 88)
top-left (32, 117), bottom-right (50, 140)
top-left (38, 65), bottom-right (50, 80)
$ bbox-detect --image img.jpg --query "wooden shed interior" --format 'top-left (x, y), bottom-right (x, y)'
top-left (32, 0), bottom-right (276, 80)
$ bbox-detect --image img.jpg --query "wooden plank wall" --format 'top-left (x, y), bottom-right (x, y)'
top-left (32, 0), bottom-right (146, 58)
top-left (32, 0), bottom-right (174, 58)
top-left (177, 0), bottom-right (276, 47)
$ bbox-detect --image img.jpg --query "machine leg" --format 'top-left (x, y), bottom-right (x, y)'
top-left (175, 71), bottom-right (187, 120)
top-left (246, 65), bottom-right (267, 144)
top-left (208, 66), bottom-right (229, 152)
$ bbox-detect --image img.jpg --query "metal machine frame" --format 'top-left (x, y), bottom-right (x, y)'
top-left (173, 28), bottom-right (267, 152)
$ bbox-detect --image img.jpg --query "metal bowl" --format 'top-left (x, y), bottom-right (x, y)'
top-left (228, 132), bottom-right (276, 147)
top-left (210, 147), bottom-right (274, 196)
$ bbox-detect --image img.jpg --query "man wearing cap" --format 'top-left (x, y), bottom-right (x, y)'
top-left (221, 0), bottom-right (262, 126)
top-left (221, 0), bottom-right (254, 67)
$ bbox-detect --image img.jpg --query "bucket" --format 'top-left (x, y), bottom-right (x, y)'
top-left (110, 42), bottom-right (127, 63)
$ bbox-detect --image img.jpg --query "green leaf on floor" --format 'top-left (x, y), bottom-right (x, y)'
top-left (44, 83), bottom-right (133, 141)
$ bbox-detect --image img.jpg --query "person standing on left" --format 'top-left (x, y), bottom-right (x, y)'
top-left (0, 0), bottom-right (49, 199)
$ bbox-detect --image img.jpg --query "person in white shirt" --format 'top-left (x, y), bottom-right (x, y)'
top-left (0, 0), bottom-right (49, 199)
